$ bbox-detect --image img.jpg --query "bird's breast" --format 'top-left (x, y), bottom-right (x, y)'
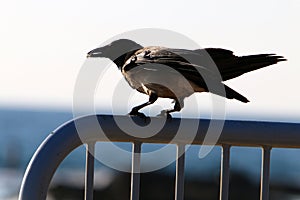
top-left (122, 67), bottom-right (206, 99)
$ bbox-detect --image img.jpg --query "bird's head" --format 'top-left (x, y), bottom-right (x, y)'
top-left (87, 39), bottom-right (142, 60)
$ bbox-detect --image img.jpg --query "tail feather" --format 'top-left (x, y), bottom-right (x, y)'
top-left (209, 84), bottom-right (249, 103)
top-left (220, 54), bottom-right (286, 81)
top-left (224, 85), bottom-right (249, 103)
top-left (201, 49), bottom-right (286, 102)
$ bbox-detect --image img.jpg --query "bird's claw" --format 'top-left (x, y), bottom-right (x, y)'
top-left (157, 110), bottom-right (172, 119)
top-left (128, 110), bottom-right (149, 122)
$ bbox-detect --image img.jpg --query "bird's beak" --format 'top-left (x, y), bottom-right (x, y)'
top-left (87, 47), bottom-right (104, 58)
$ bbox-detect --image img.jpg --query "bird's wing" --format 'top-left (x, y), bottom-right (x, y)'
top-left (123, 47), bottom-right (220, 86)
top-left (122, 47), bottom-right (250, 102)
top-left (124, 47), bottom-right (286, 82)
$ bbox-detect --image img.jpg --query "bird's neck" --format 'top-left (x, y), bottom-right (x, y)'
top-left (112, 50), bottom-right (137, 70)
top-left (113, 54), bottom-right (127, 69)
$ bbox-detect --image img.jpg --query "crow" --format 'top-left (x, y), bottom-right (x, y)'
top-left (87, 39), bottom-right (286, 117)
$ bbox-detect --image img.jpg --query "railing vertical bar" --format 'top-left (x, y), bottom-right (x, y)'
top-left (219, 145), bottom-right (231, 200)
top-left (131, 142), bottom-right (142, 200)
top-left (175, 144), bottom-right (186, 200)
top-left (85, 142), bottom-right (95, 200)
top-left (260, 146), bottom-right (272, 200)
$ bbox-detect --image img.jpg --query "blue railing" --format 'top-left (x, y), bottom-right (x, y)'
top-left (18, 115), bottom-right (300, 200)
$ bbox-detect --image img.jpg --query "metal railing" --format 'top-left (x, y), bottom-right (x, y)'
top-left (18, 115), bottom-right (300, 200)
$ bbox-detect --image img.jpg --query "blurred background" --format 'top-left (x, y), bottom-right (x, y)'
top-left (1, 0), bottom-right (300, 199)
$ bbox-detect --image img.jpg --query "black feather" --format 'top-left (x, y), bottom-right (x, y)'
top-left (204, 49), bottom-right (286, 80)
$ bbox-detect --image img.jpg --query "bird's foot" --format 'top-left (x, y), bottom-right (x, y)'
top-left (128, 110), bottom-right (149, 122)
top-left (157, 110), bottom-right (172, 119)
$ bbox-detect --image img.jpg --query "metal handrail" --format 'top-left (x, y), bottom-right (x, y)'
top-left (18, 114), bottom-right (300, 200)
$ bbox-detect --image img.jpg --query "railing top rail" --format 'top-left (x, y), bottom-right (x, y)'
top-left (59, 114), bottom-right (300, 148)
top-left (19, 114), bottom-right (300, 200)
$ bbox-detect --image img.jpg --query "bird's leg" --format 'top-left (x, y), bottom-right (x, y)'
top-left (129, 92), bottom-right (158, 117)
top-left (158, 99), bottom-right (184, 118)
top-left (167, 99), bottom-right (184, 114)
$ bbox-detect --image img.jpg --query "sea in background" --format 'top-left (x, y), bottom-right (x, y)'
top-left (1, 106), bottom-right (300, 199)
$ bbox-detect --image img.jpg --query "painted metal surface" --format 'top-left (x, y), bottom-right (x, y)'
top-left (19, 115), bottom-right (300, 200)
top-left (219, 145), bottom-right (231, 200)
top-left (131, 142), bottom-right (142, 200)
top-left (260, 146), bottom-right (272, 200)
top-left (85, 142), bottom-right (95, 200)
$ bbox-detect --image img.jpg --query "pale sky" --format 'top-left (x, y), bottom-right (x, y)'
top-left (0, 0), bottom-right (299, 121)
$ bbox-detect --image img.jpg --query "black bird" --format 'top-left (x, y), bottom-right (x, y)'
top-left (87, 39), bottom-right (286, 117)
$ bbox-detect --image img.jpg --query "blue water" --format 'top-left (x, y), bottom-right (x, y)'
top-left (0, 107), bottom-right (74, 169)
top-left (1, 107), bottom-right (300, 198)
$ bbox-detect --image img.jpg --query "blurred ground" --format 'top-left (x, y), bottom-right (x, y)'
top-left (49, 169), bottom-right (300, 200)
